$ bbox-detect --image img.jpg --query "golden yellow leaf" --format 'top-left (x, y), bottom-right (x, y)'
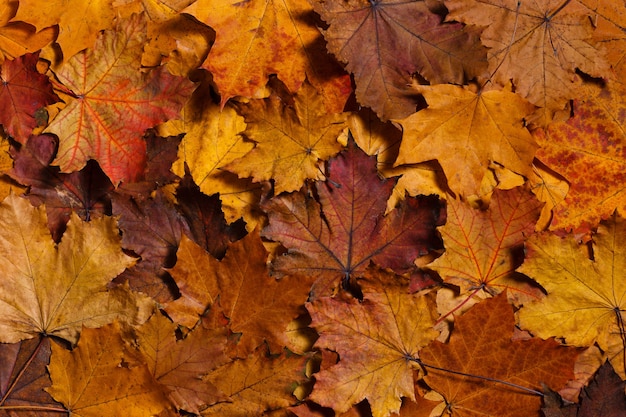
top-left (225, 80), bottom-right (347, 194)
top-left (518, 213), bottom-right (626, 377)
top-left (14, 0), bottom-right (117, 61)
top-left (0, 193), bottom-right (149, 344)
top-left (395, 85), bottom-right (537, 197)
top-left (47, 322), bottom-right (173, 417)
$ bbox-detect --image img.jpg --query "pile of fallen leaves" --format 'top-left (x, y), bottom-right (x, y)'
top-left (0, 1), bottom-right (625, 416)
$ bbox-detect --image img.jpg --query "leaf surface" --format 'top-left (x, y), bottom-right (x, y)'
top-left (0, 53), bottom-right (59, 142)
top-left (47, 322), bottom-right (172, 417)
top-left (306, 283), bottom-right (438, 417)
top-left (312, 0), bottom-right (486, 120)
top-left (0, 194), bottom-right (145, 344)
top-left (421, 293), bottom-right (578, 417)
top-left (533, 82), bottom-right (626, 231)
top-left (395, 85), bottom-right (537, 196)
top-left (225, 80), bottom-right (347, 194)
top-left (517, 213), bottom-right (626, 378)
top-left (201, 348), bottom-right (308, 416)
top-left (263, 140), bottom-right (443, 296)
top-left (45, 14), bottom-right (194, 184)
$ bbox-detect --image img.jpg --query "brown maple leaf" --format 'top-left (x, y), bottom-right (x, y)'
top-left (262, 139), bottom-right (444, 297)
top-left (166, 228), bottom-right (311, 357)
top-left (0, 337), bottom-right (65, 416)
top-left (0, 53), bottom-right (59, 142)
top-left (44, 13), bottom-right (195, 185)
top-left (420, 293), bottom-right (579, 417)
top-left (446, 0), bottom-right (608, 123)
top-left (312, 0), bottom-right (487, 120)
top-left (134, 311), bottom-right (230, 414)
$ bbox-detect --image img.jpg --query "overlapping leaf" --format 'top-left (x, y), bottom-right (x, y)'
top-left (225, 80), bottom-right (348, 194)
top-left (0, 3), bottom-right (55, 63)
top-left (45, 13), bottom-right (195, 185)
top-left (262, 140), bottom-right (443, 296)
top-left (307, 280), bottom-right (438, 417)
top-left (312, 0), bottom-right (486, 120)
top-left (394, 85), bottom-right (537, 196)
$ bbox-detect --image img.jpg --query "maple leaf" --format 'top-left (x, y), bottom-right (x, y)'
top-left (517, 213), bottom-right (626, 378)
top-left (14, 0), bottom-right (117, 62)
top-left (262, 139), bottom-right (444, 297)
top-left (0, 53), bottom-right (59, 142)
top-left (201, 347), bottom-right (308, 416)
top-left (0, 2), bottom-right (56, 63)
top-left (166, 229), bottom-right (311, 357)
top-left (427, 187), bottom-right (543, 303)
top-left (9, 135), bottom-right (114, 242)
top-left (0, 193), bottom-right (149, 344)
top-left (306, 281), bottom-right (439, 417)
top-left (312, 0), bottom-right (487, 120)
top-left (445, 0), bottom-right (608, 122)
top-left (0, 337), bottom-right (65, 416)
top-left (533, 82), bottom-right (626, 231)
top-left (47, 322), bottom-right (173, 417)
top-left (183, 0), bottom-right (351, 111)
top-left (112, 190), bottom-right (184, 302)
top-left (225, 80), bottom-right (348, 194)
top-left (394, 84), bottom-right (537, 197)
top-left (420, 293), bottom-right (579, 417)
top-left (135, 311), bottom-right (230, 414)
top-left (44, 13), bottom-right (195, 185)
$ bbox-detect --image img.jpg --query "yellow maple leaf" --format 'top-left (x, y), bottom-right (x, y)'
top-left (0, 194), bottom-right (150, 345)
top-left (224, 80), bottom-right (347, 194)
top-left (14, 0), bottom-right (117, 62)
top-left (395, 84), bottom-right (537, 197)
top-left (518, 213), bottom-right (626, 378)
top-left (47, 322), bottom-right (172, 416)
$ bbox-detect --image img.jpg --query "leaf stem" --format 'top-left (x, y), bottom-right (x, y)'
top-left (434, 285), bottom-right (483, 326)
top-left (0, 405), bottom-right (68, 413)
top-left (411, 357), bottom-right (544, 396)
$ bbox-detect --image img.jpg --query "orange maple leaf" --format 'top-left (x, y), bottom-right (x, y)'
top-left (0, 2), bottom-right (55, 63)
top-left (446, 0), bottom-right (608, 123)
top-left (262, 140), bottom-right (443, 297)
top-left (312, 0), bottom-right (486, 120)
top-left (421, 293), bottom-right (579, 417)
top-left (394, 84), bottom-right (537, 197)
top-left (306, 280), bottom-right (438, 417)
top-left (533, 82), bottom-right (626, 231)
top-left (45, 13), bottom-right (195, 185)
top-left (183, 0), bottom-right (351, 111)
top-left (224, 80), bottom-right (348, 194)
top-left (427, 187), bottom-right (543, 303)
